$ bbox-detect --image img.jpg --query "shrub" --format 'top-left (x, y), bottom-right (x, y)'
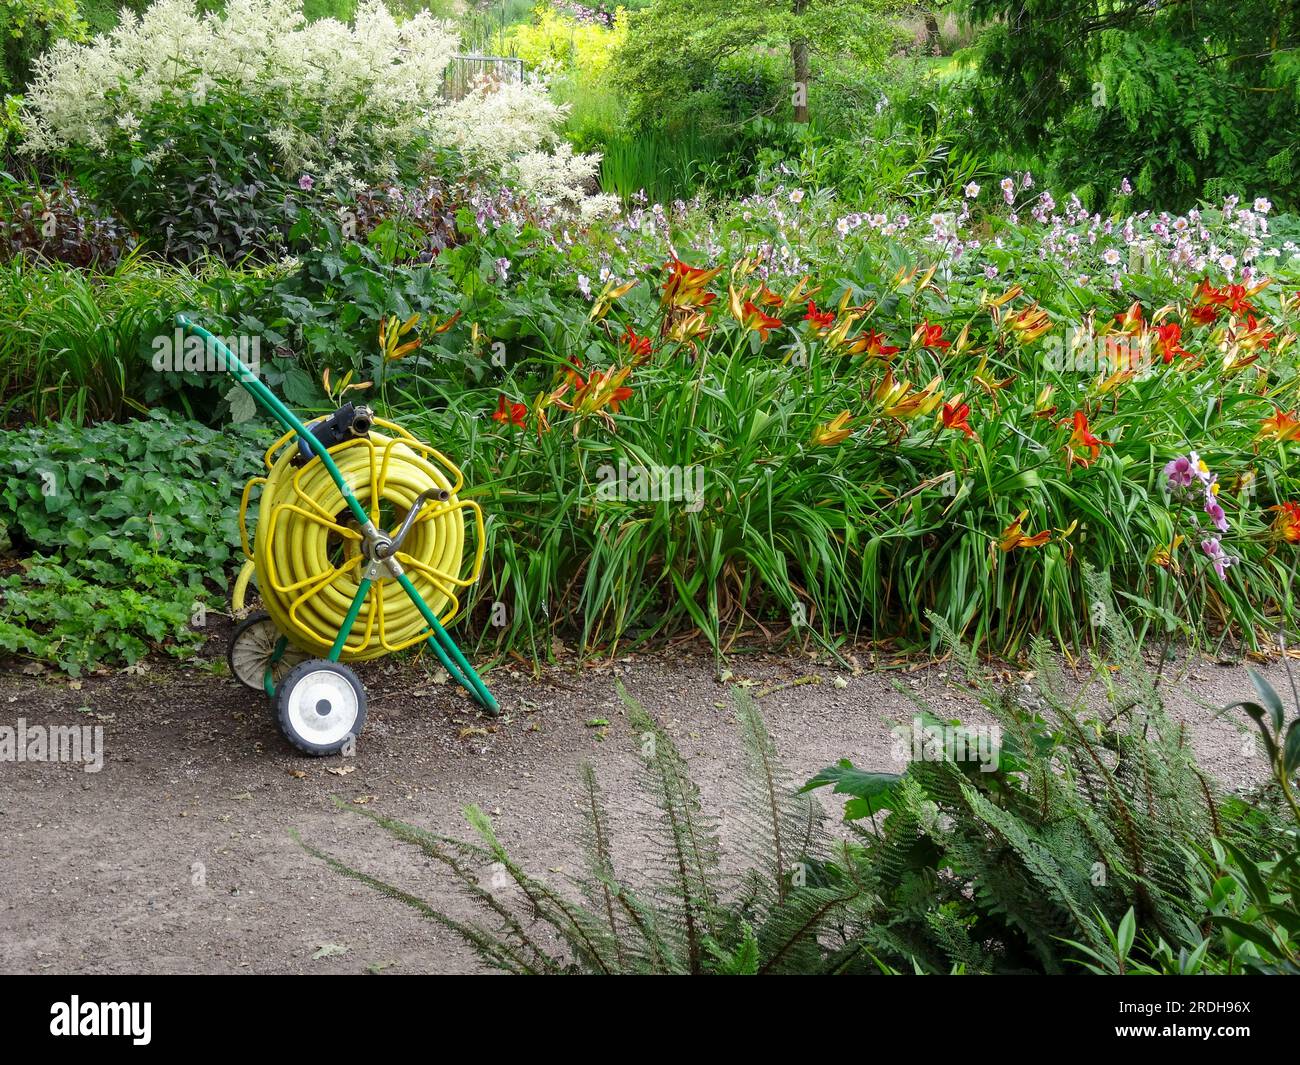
top-left (0, 175), bottom-right (136, 267)
top-left (0, 410), bottom-right (268, 673)
top-left (0, 0), bottom-right (84, 92)
top-left (505, 4), bottom-right (628, 79)
top-left (963, 0), bottom-right (1300, 212)
top-left (20, 0), bottom-right (610, 260)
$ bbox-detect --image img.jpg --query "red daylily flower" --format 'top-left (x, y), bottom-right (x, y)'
top-left (621, 326), bottom-right (652, 361)
top-left (492, 393), bottom-right (527, 429)
top-left (915, 322), bottom-right (950, 350)
top-left (1223, 284), bottom-right (1255, 316)
top-left (941, 402), bottom-right (977, 440)
top-left (1153, 322), bottom-right (1188, 363)
top-left (1061, 409), bottom-right (1110, 469)
top-left (741, 301), bottom-right (784, 341)
top-left (803, 300), bottom-right (835, 330)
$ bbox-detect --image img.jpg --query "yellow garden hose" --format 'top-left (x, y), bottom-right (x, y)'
top-left (239, 416), bottom-right (485, 662)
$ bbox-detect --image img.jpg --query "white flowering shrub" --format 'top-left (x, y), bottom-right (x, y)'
top-left (21, 0), bottom-right (602, 210)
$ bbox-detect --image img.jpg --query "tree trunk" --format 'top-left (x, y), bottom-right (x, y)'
top-left (792, 0), bottom-right (809, 123)
top-left (792, 39), bottom-right (810, 122)
top-left (924, 11), bottom-right (941, 55)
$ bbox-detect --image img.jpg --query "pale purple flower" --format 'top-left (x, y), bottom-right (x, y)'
top-left (298, 174), bottom-right (314, 191)
top-left (964, 182), bottom-right (980, 199)
top-left (1204, 492), bottom-right (1229, 533)
top-left (1200, 538), bottom-right (1236, 580)
top-left (1163, 455), bottom-right (1197, 489)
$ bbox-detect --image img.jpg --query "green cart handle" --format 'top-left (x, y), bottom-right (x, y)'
top-left (177, 314), bottom-right (499, 715)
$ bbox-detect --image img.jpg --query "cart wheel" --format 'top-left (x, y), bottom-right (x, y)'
top-left (228, 612), bottom-right (310, 692)
top-left (275, 659), bottom-right (367, 756)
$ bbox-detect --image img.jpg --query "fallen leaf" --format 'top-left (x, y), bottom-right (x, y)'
top-left (352, 795), bottom-right (376, 805)
top-left (326, 765), bottom-right (356, 776)
top-left (458, 726), bottom-right (488, 740)
top-left (287, 769), bottom-right (306, 779)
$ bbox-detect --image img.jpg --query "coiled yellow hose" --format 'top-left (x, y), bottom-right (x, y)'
top-left (238, 417), bottom-right (485, 662)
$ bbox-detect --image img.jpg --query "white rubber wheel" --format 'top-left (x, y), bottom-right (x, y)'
top-left (275, 660), bottom-right (367, 756)
top-left (228, 612), bottom-right (311, 692)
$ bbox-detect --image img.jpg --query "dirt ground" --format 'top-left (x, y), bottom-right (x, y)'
top-left (0, 626), bottom-right (1290, 975)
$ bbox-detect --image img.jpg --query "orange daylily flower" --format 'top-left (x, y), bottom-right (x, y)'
top-left (553, 365), bottom-right (634, 434)
top-left (665, 311), bottom-right (712, 347)
top-left (940, 401), bottom-right (976, 440)
top-left (1061, 409), bottom-right (1110, 468)
top-left (1269, 502), bottom-right (1300, 544)
top-left (1257, 407), bottom-right (1300, 444)
top-left (1007, 304), bottom-right (1053, 344)
top-left (997, 511), bottom-right (1052, 552)
top-left (740, 300), bottom-right (784, 341)
top-left (661, 258), bottom-right (721, 311)
top-left (844, 329), bottom-right (900, 360)
top-left (1113, 301), bottom-right (1146, 335)
top-left (810, 411), bottom-right (853, 447)
top-left (1232, 314), bottom-right (1277, 353)
top-left (874, 370), bottom-right (945, 421)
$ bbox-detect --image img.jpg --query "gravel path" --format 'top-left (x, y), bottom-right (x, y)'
top-left (0, 630), bottom-right (1289, 974)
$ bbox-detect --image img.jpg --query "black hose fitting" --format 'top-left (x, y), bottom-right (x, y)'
top-left (295, 403), bottom-right (375, 465)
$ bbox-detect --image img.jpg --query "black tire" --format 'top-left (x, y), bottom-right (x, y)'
top-left (275, 659), bottom-right (367, 756)
top-left (228, 612), bottom-right (310, 692)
